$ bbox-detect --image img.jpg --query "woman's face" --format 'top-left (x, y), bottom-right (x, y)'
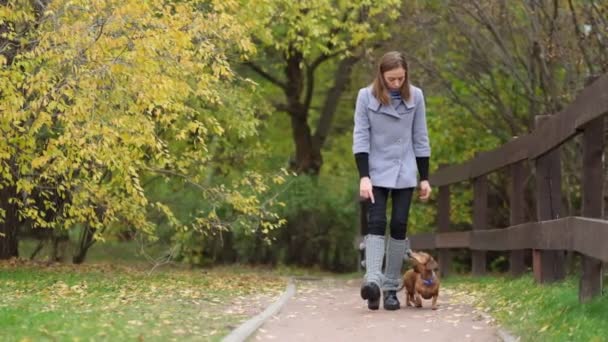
top-left (383, 67), bottom-right (406, 90)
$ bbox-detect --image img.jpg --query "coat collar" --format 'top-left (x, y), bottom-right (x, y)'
top-left (403, 95), bottom-right (415, 110)
top-left (367, 89), bottom-right (415, 119)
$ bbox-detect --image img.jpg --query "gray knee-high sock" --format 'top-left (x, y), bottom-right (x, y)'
top-left (384, 237), bottom-right (406, 291)
top-left (364, 234), bottom-right (385, 288)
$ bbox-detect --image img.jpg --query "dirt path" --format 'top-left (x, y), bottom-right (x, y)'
top-left (252, 277), bottom-right (503, 342)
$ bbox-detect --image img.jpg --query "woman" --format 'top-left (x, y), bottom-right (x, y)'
top-left (352, 51), bottom-right (431, 311)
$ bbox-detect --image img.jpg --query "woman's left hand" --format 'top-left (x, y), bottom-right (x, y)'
top-left (418, 180), bottom-right (432, 202)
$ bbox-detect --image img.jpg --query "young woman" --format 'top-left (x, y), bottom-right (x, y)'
top-left (352, 51), bottom-right (431, 310)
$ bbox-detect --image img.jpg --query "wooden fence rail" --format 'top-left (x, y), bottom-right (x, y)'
top-left (405, 74), bottom-right (608, 302)
top-left (429, 74), bottom-right (608, 187)
top-left (410, 217), bottom-right (608, 262)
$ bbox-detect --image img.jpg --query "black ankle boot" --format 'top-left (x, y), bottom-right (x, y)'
top-left (383, 290), bottom-right (400, 310)
top-left (360, 282), bottom-right (380, 310)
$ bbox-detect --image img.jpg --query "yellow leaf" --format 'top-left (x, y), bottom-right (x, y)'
top-left (31, 155), bottom-right (49, 169)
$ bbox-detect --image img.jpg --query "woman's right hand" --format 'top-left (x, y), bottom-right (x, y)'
top-left (359, 177), bottom-right (375, 203)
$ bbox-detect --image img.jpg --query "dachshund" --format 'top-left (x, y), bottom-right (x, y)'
top-left (398, 251), bottom-right (440, 310)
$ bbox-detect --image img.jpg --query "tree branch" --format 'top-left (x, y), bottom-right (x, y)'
top-left (448, 4), bottom-right (543, 107)
top-left (407, 52), bottom-right (509, 140)
top-left (273, 102), bottom-right (290, 114)
top-left (303, 49), bottom-right (349, 111)
top-left (567, 0), bottom-right (596, 74)
top-left (244, 61), bottom-right (288, 91)
top-left (313, 54), bottom-right (362, 149)
top-left (453, 2), bottom-right (533, 95)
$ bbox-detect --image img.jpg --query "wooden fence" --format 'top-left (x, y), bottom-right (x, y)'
top-left (406, 74), bottom-right (608, 302)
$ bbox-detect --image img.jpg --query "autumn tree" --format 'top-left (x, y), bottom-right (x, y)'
top-left (400, 0), bottom-right (607, 139)
top-left (245, 0), bottom-right (400, 174)
top-left (385, 1), bottom-right (608, 270)
top-left (0, 0), bottom-right (284, 261)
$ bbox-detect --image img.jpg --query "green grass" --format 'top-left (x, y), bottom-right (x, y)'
top-left (0, 262), bottom-right (285, 341)
top-left (444, 274), bottom-right (608, 342)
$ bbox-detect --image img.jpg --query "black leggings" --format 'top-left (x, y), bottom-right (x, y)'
top-left (367, 187), bottom-right (414, 240)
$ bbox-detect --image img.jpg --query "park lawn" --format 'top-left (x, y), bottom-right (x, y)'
top-left (0, 260), bottom-right (285, 341)
top-left (444, 274), bottom-right (608, 342)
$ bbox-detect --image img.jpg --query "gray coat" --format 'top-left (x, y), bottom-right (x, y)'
top-left (352, 85), bottom-right (431, 189)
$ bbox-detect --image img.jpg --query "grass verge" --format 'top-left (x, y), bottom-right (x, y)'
top-left (0, 260), bottom-right (285, 341)
top-left (444, 274), bottom-right (608, 342)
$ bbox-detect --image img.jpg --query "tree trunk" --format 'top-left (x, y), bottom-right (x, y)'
top-left (290, 113), bottom-right (322, 174)
top-left (1, 5), bottom-right (22, 260)
top-left (282, 49), bottom-right (360, 175)
top-left (72, 226), bottom-right (95, 264)
top-left (0, 185), bottom-right (19, 259)
top-left (0, 0), bottom-right (53, 260)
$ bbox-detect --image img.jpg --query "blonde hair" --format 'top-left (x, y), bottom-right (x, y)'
top-left (371, 51), bottom-right (411, 105)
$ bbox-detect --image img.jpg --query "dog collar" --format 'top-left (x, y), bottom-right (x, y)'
top-left (423, 271), bottom-right (436, 286)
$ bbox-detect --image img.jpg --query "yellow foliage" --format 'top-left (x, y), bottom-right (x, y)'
top-left (0, 0), bottom-right (280, 243)
top-left (248, 0), bottom-right (400, 58)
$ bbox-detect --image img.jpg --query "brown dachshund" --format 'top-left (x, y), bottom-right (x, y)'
top-left (398, 251), bottom-right (440, 310)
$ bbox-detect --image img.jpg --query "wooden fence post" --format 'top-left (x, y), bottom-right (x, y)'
top-left (472, 174), bottom-right (487, 276)
top-left (437, 180), bottom-right (451, 277)
top-left (534, 115), bottom-right (565, 284)
top-left (580, 116), bottom-right (605, 301)
top-left (509, 160), bottom-right (526, 276)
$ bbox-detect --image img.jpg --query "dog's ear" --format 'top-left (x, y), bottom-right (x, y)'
top-left (426, 258), bottom-right (438, 271)
top-left (408, 252), bottom-right (423, 273)
top-left (409, 252), bottom-right (424, 264)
